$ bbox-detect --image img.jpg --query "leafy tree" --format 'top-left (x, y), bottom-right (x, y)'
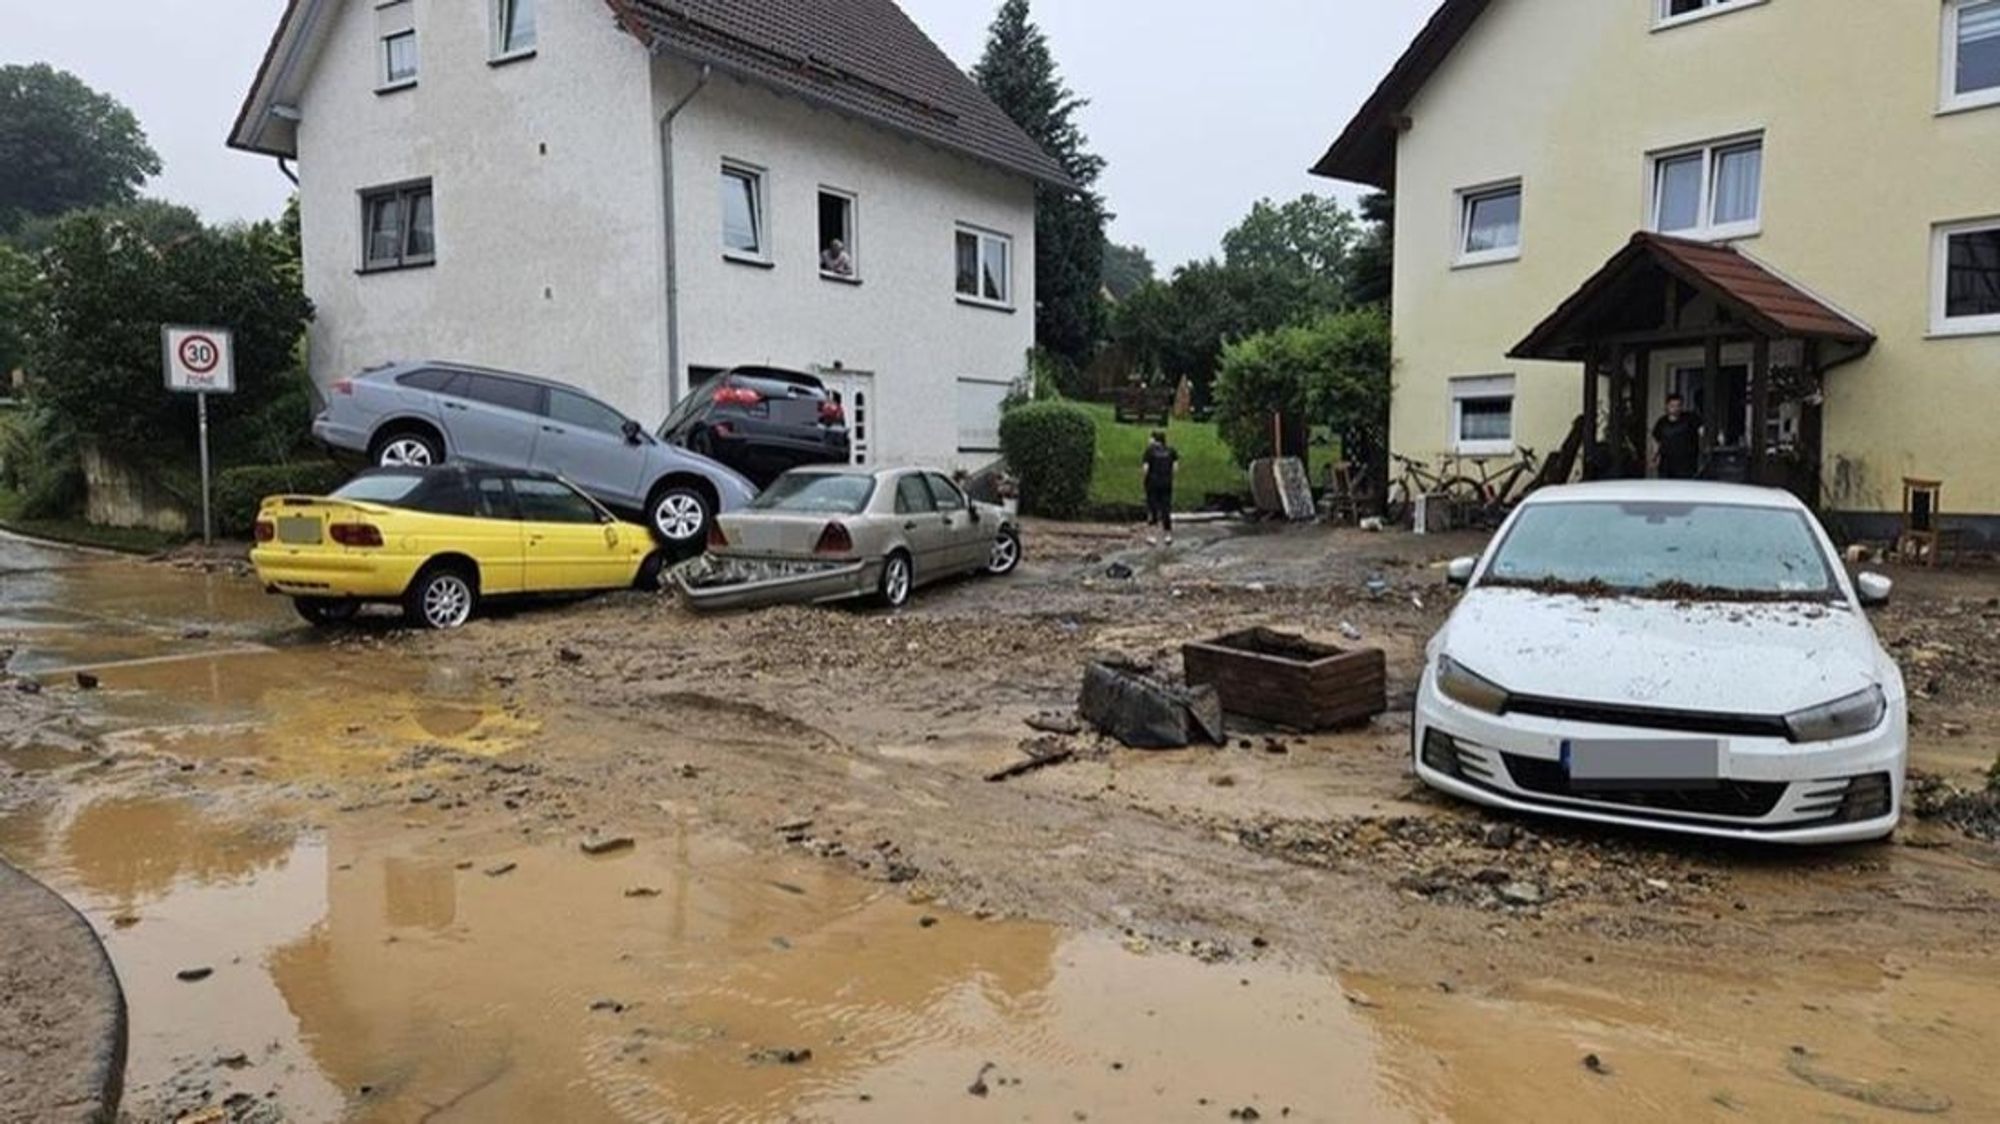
top-left (974, 0), bottom-right (1109, 378)
top-left (26, 211), bottom-right (313, 470)
top-left (0, 243), bottom-right (39, 374)
top-left (1222, 193), bottom-right (1358, 304)
top-left (6, 197), bottom-right (201, 256)
top-left (1345, 191), bottom-right (1394, 309)
top-left (0, 64), bottom-right (161, 234)
top-left (1110, 260), bottom-right (1328, 408)
top-left (1212, 308), bottom-right (1391, 468)
top-left (1101, 242), bottom-right (1154, 301)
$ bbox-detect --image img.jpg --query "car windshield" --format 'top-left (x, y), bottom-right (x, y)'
top-left (657, 375), bottom-right (721, 436)
top-left (1483, 501), bottom-right (1839, 601)
top-left (751, 473), bottom-right (875, 515)
top-left (332, 474), bottom-right (426, 504)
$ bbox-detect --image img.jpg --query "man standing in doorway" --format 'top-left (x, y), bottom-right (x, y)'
top-left (1142, 430), bottom-right (1179, 545)
top-left (1652, 393), bottom-right (1704, 480)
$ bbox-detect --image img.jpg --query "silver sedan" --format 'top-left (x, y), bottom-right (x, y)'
top-left (676, 466), bottom-right (1021, 610)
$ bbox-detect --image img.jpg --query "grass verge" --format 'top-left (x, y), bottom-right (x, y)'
top-left (0, 487), bottom-right (188, 554)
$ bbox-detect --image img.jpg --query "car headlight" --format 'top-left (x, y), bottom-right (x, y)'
top-left (1436, 655), bottom-right (1510, 715)
top-left (1784, 686), bottom-right (1887, 744)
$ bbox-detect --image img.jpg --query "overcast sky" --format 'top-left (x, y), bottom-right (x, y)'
top-left (0, 0), bottom-right (1430, 270)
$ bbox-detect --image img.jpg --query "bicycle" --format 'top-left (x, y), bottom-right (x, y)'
top-left (1383, 453), bottom-right (1484, 529)
top-left (1456, 447), bottom-right (1542, 528)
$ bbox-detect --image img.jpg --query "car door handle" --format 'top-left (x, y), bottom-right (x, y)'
top-left (541, 425), bottom-right (565, 434)
top-left (443, 401), bottom-right (468, 411)
top-left (903, 521), bottom-right (918, 530)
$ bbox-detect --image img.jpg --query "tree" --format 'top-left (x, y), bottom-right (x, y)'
top-left (0, 243), bottom-right (38, 374)
top-left (6, 197), bottom-right (201, 256)
top-left (1101, 242), bottom-right (1154, 302)
top-left (1221, 193), bottom-right (1358, 304)
top-left (1211, 308), bottom-right (1391, 468)
top-left (1109, 260), bottom-right (1330, 408)
top-left (0, 64), bottom-right (161, 234)
top-left (27, 211), bottom-right (313, 469)
top-left (1345, 191), bottom-right (1394, 309)
top-left (974, 0), bottom-right (1109, 378)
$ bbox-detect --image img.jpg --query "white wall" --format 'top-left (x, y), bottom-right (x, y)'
top-left (658, 60), bottom-right (1038, 472)
top-left (295, 0), bottom-right (670, 421)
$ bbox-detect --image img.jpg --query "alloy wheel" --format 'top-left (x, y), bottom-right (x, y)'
top-left (988, 532), bottom-right (1020, 575)
top-left (654, 492), bottom-right (707, 542)
top-left (883, 556), bottom-right (912, 607)
top-left (421, 574), bottom-right (474, 629)
top-left (379, 438), bottom-right (436, 467)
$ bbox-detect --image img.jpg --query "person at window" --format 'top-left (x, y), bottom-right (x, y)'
top-left (1141, 430), bottom-right (1179, 544)
top-left (820, 238), bottom-right (853, 276)
top-left (1652, 394), bottom-right (1704, 480)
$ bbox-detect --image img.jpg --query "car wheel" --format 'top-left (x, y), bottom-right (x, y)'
top-left (634, 550), bottom-right (669, 592)
top-left (878, 551), bottom-right (913, 609)
top-left (293, 597), bottom-right (361, 628)
top-left (648, 486), bottom-right (711, 547)
top-left (986, 528), bottom-right (1022, 576)
top-left (403, 564), bottom-right (478, 630)
top-left (374, 430), bottom-right (443, 468)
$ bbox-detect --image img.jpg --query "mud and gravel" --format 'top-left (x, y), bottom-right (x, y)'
top-left (4, 522), bottom-right (2000, 1121)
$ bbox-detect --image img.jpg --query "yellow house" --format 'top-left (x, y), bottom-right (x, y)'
top-left (1314, 0), bottom-right (2000, 543)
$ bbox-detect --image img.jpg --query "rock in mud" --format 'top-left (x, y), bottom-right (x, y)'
top-left (1025, 711), bottom-right (1083, 736)
top-left (557, 647), bottom-right (585, 664)
top-left (484, 862), bottom-right (518, 877)
top-left (1481, 824), bottom-right (1517, 849)
top-left (176, 967), bottom-right (214, 982)
top-left (748, 1047), bottom-right (813, 1066)
top-left (624, 886), bottom-right (661, 898)
top-left (580, 836), bottom-right (635, 856)
top-left (1497, 882), bottom-right (1546, 907)
top-left (180, 627), bottom-right (211, 640)
top-left (73, 672), bottom-right (99, 690)
top-left (14, 680), bottom-right (41, 695)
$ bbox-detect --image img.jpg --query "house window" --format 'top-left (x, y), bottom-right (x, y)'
top-left (360, 181), bottom-right (435, 271)
top-left (1456, 180), bottom-right (1522, 266)
top-left (818, 189), bottom-right (857, 280)
top-left (1933, 217), bottom-right (2000, 335)
top-left (721, 163), bottom-right (767, 261)
top-left (1946, 0), bottom-right (2000, 111)
top-left (1450, 375), bottom-right (1515, 455)
top-left (496, 0), bottom-right (536, 57)
top-left (376, 1), bottom-right (418, 89)
top-left (956, 378), bottom-right (1010, 452)
top-left (1654, 0), bottom-right (1765, 28)
top-left (1650, 135), bottom-right (1762, 240)
top-left (956, 227), bottom-right (1012, 306)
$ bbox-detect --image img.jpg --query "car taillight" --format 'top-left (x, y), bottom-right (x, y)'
top-left (713, 385), bottom-right (762, 408)
top-left (253, 519), bottom-right (275, 543)
top-left (814, 522), bottom-right (853, 556)
top-left (818, 400), bottom-right (845, 425)
top-left (707, 522), bottom-right (730, 550)
top-left (332, 379), bottom-right (354, 396)
top-left (329, 522), bottom-right (384, 548)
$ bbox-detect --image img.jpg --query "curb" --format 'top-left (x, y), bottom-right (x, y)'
top-left (0, 859), bottom-right (127, 1123)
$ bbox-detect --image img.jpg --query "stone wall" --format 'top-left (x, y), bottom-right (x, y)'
top-left (80, 445), bottom-right (190, 535)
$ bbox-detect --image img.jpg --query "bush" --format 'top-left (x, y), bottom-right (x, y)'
top-left (0, 405), bottom-right (84, 518)
top-left (999, 400), bottom-right (1096, 519)
top-left (213, 461), bottom-right (350, 538)
top-left (1212, 307), bottom-right (1390, 466)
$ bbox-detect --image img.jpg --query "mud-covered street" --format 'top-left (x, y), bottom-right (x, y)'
top-left (4, 524), bottom-right (2000, 1123)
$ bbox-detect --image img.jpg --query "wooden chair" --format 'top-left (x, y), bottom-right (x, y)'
top-left (1321, 461), bottom-right (1360, 525)
top-left (1900, 477), bottom-right (1944, 566)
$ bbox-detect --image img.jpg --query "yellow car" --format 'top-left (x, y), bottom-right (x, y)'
top-left (251, 466), bottom-right (664, 629)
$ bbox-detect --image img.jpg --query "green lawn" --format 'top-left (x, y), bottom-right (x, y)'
top-left (1076, 401), bottom-right (1243, 512)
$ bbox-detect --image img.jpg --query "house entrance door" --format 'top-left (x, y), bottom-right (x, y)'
top-left (821, 370), bottom-right (875, 465)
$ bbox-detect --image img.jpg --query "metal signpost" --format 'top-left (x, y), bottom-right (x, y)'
top-left (161, 326), bottom-right (236, 545)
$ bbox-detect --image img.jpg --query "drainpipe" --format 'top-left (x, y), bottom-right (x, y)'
top-left (658, 64), bottom-right (712, 413)
top-left (275, 158), bottom-right (299, 187)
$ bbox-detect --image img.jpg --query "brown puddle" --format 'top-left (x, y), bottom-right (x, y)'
top-left (1, 796), bottom-right (1415, 1123)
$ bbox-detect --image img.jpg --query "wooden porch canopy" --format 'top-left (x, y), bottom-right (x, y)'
top-left (1509, 232), bottom-right (1874, 492)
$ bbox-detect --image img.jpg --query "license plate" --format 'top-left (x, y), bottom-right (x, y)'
top-left (277, 516), bottom-right (323, 545)
top-left (1562, 738), bottom-right (1721, 791)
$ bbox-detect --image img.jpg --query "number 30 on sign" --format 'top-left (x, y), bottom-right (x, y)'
top-left (162, 325), bottom-right (237, 395)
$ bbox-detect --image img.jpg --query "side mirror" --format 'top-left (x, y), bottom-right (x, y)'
top-left (1855, 572), bottom-right (1893, 608)
top-left (621, 419), bottom-right (643, 445)
top-left (1446, 557), bottom-right (1477, 587)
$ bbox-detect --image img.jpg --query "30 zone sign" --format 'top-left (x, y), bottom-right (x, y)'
top-left (162, 325), bottom-right (237, 394)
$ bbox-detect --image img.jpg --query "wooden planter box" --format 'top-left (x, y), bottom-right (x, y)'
top-left (1183, 629), bottom-right (1387, 732)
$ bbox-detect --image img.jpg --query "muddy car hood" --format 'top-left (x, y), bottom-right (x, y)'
top-left (1438, 588), bottom-right (1889, 716)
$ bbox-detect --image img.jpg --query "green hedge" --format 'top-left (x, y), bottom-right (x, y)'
top-left (215, 461), bottom-right (351, 538)
top-left (999, 400), bottom-right (1096, 519)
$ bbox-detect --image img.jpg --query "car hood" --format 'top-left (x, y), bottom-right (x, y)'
top-left (1438, 587), bottom-right (1888, 715)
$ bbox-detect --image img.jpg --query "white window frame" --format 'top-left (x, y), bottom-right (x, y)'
top-left (720, 161), bottom-right (770, 265)
top-left (956, 377), bottom-right (1012, 453)
top-left (376, 0), bottom-right (417, 92)
top-left (358, 180), bottom-right (435, 272)
top-left (491, 0), bottom-right (537, 63)
top-left (1652, 0), bottom-right (1768, 31)
top-left (1647, 133), bottom-right (1763, 242)
top-left (1942, 0), bottom-right (2000, 114)
top-left (818, 186), bottom-right (859, 282)
top-left (1931, 216), bottom-right (2000, 337)
top-left (955, 224), bottom-right (1014, 309)
top-left (1454, 179), bottom-right (1523, 268)
top-left (1448, 375), bottom-right (1516, 457)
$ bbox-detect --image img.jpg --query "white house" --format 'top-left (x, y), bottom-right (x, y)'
top-left (229, 0), bottom-right (1071, 471)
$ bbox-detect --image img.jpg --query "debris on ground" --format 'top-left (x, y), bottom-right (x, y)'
top-left (1024, 711), bottom-right (1083, 736)
top-left (580, 836), bottom-right (635, 856)
top-left (748, 1047), bottom-right (813, 1066)
top-left (986, 737), bottom-right (1079, 783)
top-left (1078, 661), bottom-right (1224, 749)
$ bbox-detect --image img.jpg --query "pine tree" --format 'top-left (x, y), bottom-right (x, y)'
top-left (973, 0), bottom-right (1108, 380)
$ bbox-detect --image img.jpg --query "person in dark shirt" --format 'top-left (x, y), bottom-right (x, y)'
top-left (1141, 430), bottom-right (1179, 544)
top-left (1651, 394), bottom-right (1704, 480)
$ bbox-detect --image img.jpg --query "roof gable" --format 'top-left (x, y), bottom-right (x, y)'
top-left (1309, 0), bottom-right (1492, 188)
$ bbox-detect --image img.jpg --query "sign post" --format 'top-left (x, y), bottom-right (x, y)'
top-left (162, 326), bottom-right (236, 545)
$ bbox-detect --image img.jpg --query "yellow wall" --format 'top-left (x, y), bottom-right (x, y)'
top-left (1388, 0), bottom-right (2000, 515)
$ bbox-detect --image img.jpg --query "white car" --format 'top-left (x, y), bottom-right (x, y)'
top-left (1414, 481), bottom-right (1906, 845)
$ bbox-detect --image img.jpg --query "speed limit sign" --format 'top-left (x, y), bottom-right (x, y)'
top-left (162, 325), bottom-right (236, 394)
